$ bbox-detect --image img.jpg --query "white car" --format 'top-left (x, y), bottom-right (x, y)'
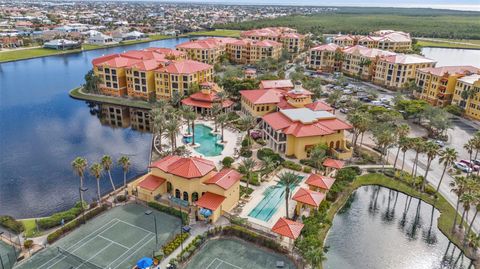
top-left (454, 162), bottom-right (473, 173)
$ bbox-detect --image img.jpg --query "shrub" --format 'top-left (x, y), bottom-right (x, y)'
top-left (162, 232), bottom-right (189, 256)
top-left (255, 139), bottom-right (267, 146)
top-left (303, 166), bottom-right (312, 173)
top-left (222, 156), bottom-right (234, 168)
top-left (147, 202), bottom-right (189, 225)
top-left (257, 148), bottom-right (284, 163)
top-left (282, 160), bottom-right (302, 171)
top-left (241, 138), bottom-right (253, 147)
top-left (115, 195), bottom-right (127, 203)
top-left (383, 169), bottom-right (395, 178)
top-left (240, 147), bottom-right (252, 157)
top-left (38, 202), bottom-right (85, 230)
top-left (347, 166), bottom-right (361, 175)
top-left (24, 239), bottom-right (33, 249)
top-left (444, 105), bottom-right (463, 116)
top-left (240, 186), bottom-right (254, 197)
top-left (0, 215), bottom-right (25, 234)
top-left (241, 172), bottom-right (260, 186)
top-left (425, 185), bottom-right (437, 196)
top-left (336, 167), bottom-right (358, 183)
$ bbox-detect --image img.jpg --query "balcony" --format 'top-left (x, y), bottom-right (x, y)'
top-left (331, 145), bottom-right (353, 160)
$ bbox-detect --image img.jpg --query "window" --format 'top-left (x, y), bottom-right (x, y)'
top-left (111, 69), bottom-right (116, 75)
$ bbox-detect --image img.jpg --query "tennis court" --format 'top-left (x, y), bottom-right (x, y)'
top-left (0, 240), bottom-right (17, 269)
top-left (185, 238), bottom-right (297, 269)
top-left (14, 204), bottom-right (180, 269)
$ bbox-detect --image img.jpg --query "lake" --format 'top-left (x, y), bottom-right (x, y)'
top-left (324, 185), bottom-right (473, 269)
top-left (421, 47), bottom-right (480, 68)
top-left (0, 37), bottom-right (192, 218)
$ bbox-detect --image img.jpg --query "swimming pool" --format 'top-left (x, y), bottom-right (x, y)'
top-left (183, 124), bottom-right (224, 157)
top-left (248, 175), bottom-right (303, 222)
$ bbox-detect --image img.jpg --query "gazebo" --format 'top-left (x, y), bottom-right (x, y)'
top-left (271, 217), bottom-right (304, 248)
top-left (304, 173), bottom-right (336, 193)
top-left (292, 187), bottom-right (326, 216)
top-left (323, 158), bottom-right (345, 176)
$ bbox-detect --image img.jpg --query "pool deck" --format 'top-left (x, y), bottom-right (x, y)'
top-left (176, 120), bottom-right (243, 166)
top-left (239, 168), bottom-right (308, 229)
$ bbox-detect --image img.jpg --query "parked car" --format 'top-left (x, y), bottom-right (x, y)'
top-left (433, 140), bottom-right (445, 147)
top-left (460, 159), bottom-right (480, 171)
top-left (473, 159), bottom-right (480, 166)
top-left (454, 162), bottom-right (473, 173)
top-left (340, 108), bottom-right (349, 114)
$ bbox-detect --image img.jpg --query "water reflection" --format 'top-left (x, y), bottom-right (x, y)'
top-left (90, 102), bottom-right (153, 133)
top-left (324, 186), bottom-right (472, 269)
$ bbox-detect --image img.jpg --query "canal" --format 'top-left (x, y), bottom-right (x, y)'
top-left (0, 37), bottom-right (192, 218)
top-left (324, 186), bottom-right (473, 269)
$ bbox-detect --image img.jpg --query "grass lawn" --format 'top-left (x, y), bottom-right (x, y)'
top-left (418, 39), bottom-right (480, 49)
top-left (20, 219), bottom-right (44, 238)
top-left (185, 29), bottom-right (241, 38)
top-left (0, 34), bottom-right (171, 63)
top-left (318, 173), bottom-right (470, 269)
top-left (69, 87), bottom-right (153, 110)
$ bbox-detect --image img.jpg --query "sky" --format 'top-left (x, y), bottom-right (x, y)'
top-left (154, 0), bottom-right (480, 11)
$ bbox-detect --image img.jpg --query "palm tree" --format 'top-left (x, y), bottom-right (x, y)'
top-left (437, 148), bottom-right (458, 193)
top-left (372, 125), bottom-right (397, 172)
top-left (179, 106), bottom-right (194, 135)
top-left (422, 141), bottom-right (440, 192)
top-left (465, 191), bottom-right (480, 246)
top-left (464, 140), bottom-right (475, 175)
top-left (71, 157), bottom-right (88, 209)
top-left (260, 156), bottom-right (276, 180)
top-left (239, 158), bottom-right (257, 192)
top-left (90, 163), bottom-right (103, 203)
top-left (393, 124), bottom-right (410, 169)
top-left (185, 111), bottom-right (197, 146)
top-left (101, 155), bottom-right (116, 193)
top-left (164, 117), bottom-right (181, 152)
top-left (459, 192), bottom-right (475, 231)
top-left (309, 145), bottom-right (327, 173)
top-left (304, 245), bottom-right (326, 268)
top-left (399, 137), bottom-right (412, 171)
top-left (451, 176), bottom-right (469, 232)
top-left (239, 114), bottom-right (257, 148)
top-left (411, 138), bottom-right (426, 178)
top-left (276, 172), bottom-right (299, 219)
top-left (217, 113), bottom-right (229, 142)
top-left (212, 103), bottom-right (222, 132)
top-left (118, 156), bottom-right (130, 189)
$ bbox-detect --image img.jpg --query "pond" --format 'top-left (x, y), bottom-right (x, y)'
top-left (0, 37), bottom-right (194, 218)
top-left (421, 47), bottom-right (480, 68)
top-left (324, 186), bottom-right (473, 269)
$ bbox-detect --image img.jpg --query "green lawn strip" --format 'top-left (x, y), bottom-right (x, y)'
top-left (184, 29), bottom-right (241, 37)
top-left (69, 87), bottom-right (153, 110)
top-left (318, 173), bottom-right (471, 268)
top-left (0, 35), bottom-right (171, 63)
top-left (20, 219), bottom-right (44, 238)
top-left (418, 40), bottom-right (480, 49)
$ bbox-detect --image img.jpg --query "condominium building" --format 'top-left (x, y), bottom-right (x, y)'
top-left (341, 45), bottom-right (396, 80)
top-left (175, 37), bottom-right (237, 64)
top-left (240, 27), bottom-right (305, 53)
top-left (225, 39), bottom-right (282, 64)
top-left (333, 30), bottom-right (412, 52)
top-left (307, 43), bottom-right (342, 72)
top-left (373, 54), bottom-right (436, 89)
top-left (452, 74), bottom-right (480, 120)
top-left (415, 66), bottom-right (479, 107)
top-left (130, 155), bottom-right (242, 223)
top-left (154, 60), bottom-right (214, 99)
top-left (92, 48), bottom-right (186, 98)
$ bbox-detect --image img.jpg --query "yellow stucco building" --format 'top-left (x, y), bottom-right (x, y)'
top-left (452, 74), bottom-right (480, 120)
top-left (130, 155), bottom-right (242, 223)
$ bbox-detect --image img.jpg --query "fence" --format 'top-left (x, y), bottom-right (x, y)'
top-left (0, 251), bottom-right (16, 269)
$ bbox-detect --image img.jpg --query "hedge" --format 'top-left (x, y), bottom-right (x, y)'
top-left (257, 148), bottom-right (284, 163)
top-left (222, 156), bottom-right (234, 168)
top-left (38, 202), bottom-right (84, 229)
top-left (162, 232), bottom-right (189, 256)
top-left (282, 160), bottom-right (302, 171)
top-left (147, 202), bottom-right (189, 225)
top-left (47, 204), bottom-right (109, 244)
top-left (0, 215), bottom-right (25, 234)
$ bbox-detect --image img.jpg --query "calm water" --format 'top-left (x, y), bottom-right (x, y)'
top-left (0, 37), bottom-right (192, 218)
top-left (421, 47), bottom-right (480, 68)
top-left (325, 186), bottom-right (473, 269)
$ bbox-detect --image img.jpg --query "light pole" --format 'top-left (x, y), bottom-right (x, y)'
top-left (145, 210), bottom-right (158, 247)
top-left (178, 205), bottom-right (184, 252)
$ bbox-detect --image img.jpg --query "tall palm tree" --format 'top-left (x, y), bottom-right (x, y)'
top-left (164, 117), bottom-right (181, 152)
top-left (459, 192), bottom-right (475, 231)
top-left (422, 141), bottom-right (440, 192)
top-left (179, 106), bottom-right (194, 135)
top-left (393, 124), bottom-right (410, 169)
top-left (437, 148), bottom-right (458, 193)
top-left (464, 140), bottom-right (475, 175)
top-left (118, 156), bottom-right (130, 189)
top-left (239, 158), bottom-right (257, 191)
top-left (309, 145), bottom-right (327, 173)
top-left (451, 176), bottom-right (469, 232)
top-left (304, 245), bottom-right (326, 268)
top-left (185, 111), bottom-right (197, 146)
top-left (212, 103), bottom-right (223, 132)
top-left (411, 138), bottom-right (426, 178)
top-left (399, 137), bottom-right (412, 171)
top-left (101, 155), bottom-right (116, 193)
top-left (276, 172), bottom-right (300, 219)
top-left (71, 157), bottom-right (88, 209)
top-left (260, 156), bottom-right (276, 180)
top-left (217, 113), bottom-right (229, 142)
top-left (90, 163), bottom-right (103, 203)
top-left (465, 191), bottom-right (480, 246)
top-left (239, 114), bottom-right (257, 148)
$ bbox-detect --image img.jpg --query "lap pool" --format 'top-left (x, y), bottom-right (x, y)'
top-left (183, 124), bottom-right (224, 157)
top-left (248, 174), bottom-right (304, 222)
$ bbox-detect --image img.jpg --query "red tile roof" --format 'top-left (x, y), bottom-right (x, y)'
top-left (260, 79), bottom-right (294, 90)
top-left (176, 37), bottom-right (237, 49)
top-left (150, 155), bottom-right (216, 179)
top-left (204, 168), bottom-right (242, 190)
top-left (195, 192), bottom-right (226, 211)
top-left (138, 174), bottom-right (166, 191)
top-left (305, 174), bottom-right (336, 190)
top-left (417, 66), bottom-right (479, 77)
top-left (156, 60), bottom-right (212, 74)
top-left (181, 97), bottom-right (234, 109)
top-left (239, 89), bottom-right (284, 104)
top-left (292, 187), bottom-right (325, 207)
top-left (311, 43), bottom-right (340, 52)
top-left (305, 101), bottom-right (333, 112)
top-left (322, 158), bottom-right (345, 169)
top-left (271, 217), bottom-right (304, 239)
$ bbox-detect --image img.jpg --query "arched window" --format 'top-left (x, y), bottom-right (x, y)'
top-left (329, 141), bottom-right (334, 148)
top-left (175, 189), bottom-right (181, 199)
top-left (183, 191), bottom-right (189, 202)
top-left (336, 141), bottom-right (340, 149)
top-left (192, 192), bottom-right (199, 202)
top-left (167, 182), bottom-right (173, 194)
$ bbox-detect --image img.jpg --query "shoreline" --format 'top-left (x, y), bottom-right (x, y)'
top-left (69, 87), bottom-right (154, 110)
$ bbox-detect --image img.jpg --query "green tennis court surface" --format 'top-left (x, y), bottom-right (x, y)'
top-left (185, 238), bottom-right (297, 269)
top-left (14, 204), bottom-right (180, 269)
top-left (0, 240), bottom-right (17, 269)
